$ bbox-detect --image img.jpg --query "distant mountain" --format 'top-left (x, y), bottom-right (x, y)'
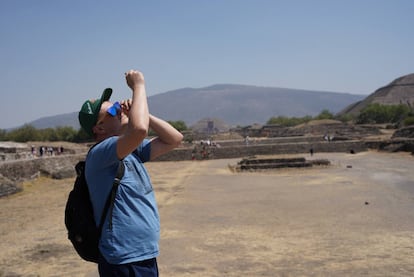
top-left (19, 84), bottom-right (365, 130)
top-left (147, 84), bottom-right (364, 126)
top-left (26, 112), bottom-right (80, 130)
top-left (340, 73), bottom-right (414, 115)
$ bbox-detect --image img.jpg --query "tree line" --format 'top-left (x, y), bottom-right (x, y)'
top-left (0, 121), bottom-right (188, 143)
top-left (267, 104), bottom-right (414, 127)
top-left (1, 104), bottom-right (413, 143)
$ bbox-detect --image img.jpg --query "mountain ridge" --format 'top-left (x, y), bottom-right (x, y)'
top-left (9, 84), bottom-right (365, 130)
top-left (147, 84), bottom-right (364, 126)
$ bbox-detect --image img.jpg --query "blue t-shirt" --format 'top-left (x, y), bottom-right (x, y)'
top-left (85, 136), bottom-right (160, 264)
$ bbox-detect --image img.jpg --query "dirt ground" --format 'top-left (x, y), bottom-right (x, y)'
top-left (1, 151), bottom-right (414, 277)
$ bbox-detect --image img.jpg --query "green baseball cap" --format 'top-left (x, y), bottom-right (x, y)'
top-left (78, 88), bottom-right (112, 137)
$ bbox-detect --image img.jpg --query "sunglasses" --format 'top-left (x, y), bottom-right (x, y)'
top-left (106, 101), bottom-right (121, 116)
top-left (97, 102), bottom-right (121, 125)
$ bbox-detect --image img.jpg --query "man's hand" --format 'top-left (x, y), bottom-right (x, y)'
top-left (125, 70), bottom-right (145, 91)
top-left (120, 98), bottom-right (132, 117)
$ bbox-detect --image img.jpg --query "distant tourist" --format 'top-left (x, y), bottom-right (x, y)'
top-left (245, 136), bottom-right (250, 146)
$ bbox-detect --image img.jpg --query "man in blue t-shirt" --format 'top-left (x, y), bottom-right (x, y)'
top-left (78, 69), bottom-right (183, 276)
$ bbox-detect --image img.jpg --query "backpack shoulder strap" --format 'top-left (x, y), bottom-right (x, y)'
top-left (84, 142), bottom-right (125, 233)
top-left (97, 160), bottom-right (125, 233)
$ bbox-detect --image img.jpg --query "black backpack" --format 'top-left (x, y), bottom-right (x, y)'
top-left (64, 159), bottom-right (125, 263)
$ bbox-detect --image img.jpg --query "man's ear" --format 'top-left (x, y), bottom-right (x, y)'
top-left (92, 124), bottom-right (105, 135)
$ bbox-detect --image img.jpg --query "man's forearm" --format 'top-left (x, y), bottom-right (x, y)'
top-left (149, 114), bottom-right (183, 146)
top-left (129, 84), bottom-right (149, 133)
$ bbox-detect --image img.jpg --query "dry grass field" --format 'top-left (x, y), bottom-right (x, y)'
top-left (1, 151), bottom-right (414, 277)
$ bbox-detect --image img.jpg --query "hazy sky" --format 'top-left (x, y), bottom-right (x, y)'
top-left (1, 0), bottom-right (413, 129)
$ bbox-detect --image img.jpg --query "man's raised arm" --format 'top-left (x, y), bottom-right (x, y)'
top-left (148, 114), bottom-right (183, 161)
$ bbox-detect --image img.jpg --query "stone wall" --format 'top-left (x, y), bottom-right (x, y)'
top-left (2, 139), bottom-right (412, 177)
top-left (0, 139), bottom-right (370, 183)
top-left (155, 138), bottom-right (414, 161)
top-left (155, 140), bottom-right (372, 161)
top-left (0, 154), bottom-right (85, 182)
top-left (1, 138), bottom-right (413, 197)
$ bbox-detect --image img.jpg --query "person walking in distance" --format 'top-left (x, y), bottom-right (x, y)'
top-left (78, 69), bottom-right (183, 276)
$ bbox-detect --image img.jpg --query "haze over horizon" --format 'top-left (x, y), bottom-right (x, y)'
top-left (1, 0), bottom-right (413, 129)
